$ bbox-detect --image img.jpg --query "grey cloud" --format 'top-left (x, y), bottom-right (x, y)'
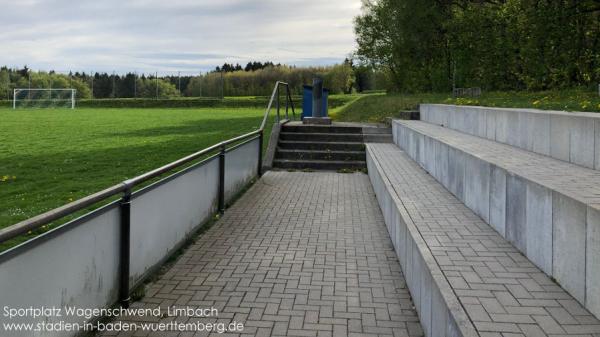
top-left (138, 53), bottom-right (238, 61)
top-left (0, 0), bottom-right (362, 73)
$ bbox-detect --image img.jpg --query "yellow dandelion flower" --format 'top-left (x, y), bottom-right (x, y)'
top-left (581, 101), bottom-right (591, 109)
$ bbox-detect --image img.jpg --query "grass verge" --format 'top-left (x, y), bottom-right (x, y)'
top-left (333, 89), bottom-right (600, 123)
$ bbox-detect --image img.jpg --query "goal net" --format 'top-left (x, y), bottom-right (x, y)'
top-left (13, 89), bottom-right (76, 109)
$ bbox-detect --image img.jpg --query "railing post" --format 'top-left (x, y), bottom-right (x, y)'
top-left (218, 145), bottom-right (226, 214)
top-left (119, 187), bottom-right (132, 308)
top-left (276, 85), bottom-right (280, 122)
top-left (258, 131), bottom-right (263, 177)
top-left (287, 87), bottom-right (296, 121)
top-left (285, 86), bottom-right (289, 120)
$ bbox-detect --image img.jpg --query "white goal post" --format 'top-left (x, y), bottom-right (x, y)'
top-left (13, 88), bottom-right (77, 109)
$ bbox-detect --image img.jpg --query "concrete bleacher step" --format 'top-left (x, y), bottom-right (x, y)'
top-left (392, 119), bottom-right (600, 319)
top-left (366, 143), bottom-right (600, 337)
top-left (420, 104), bottom-right (600, 171)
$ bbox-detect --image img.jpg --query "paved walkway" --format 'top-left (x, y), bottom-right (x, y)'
top-left (100, 171), bottom-right (422, 337)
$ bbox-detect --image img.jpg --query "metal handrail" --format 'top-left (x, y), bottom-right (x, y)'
top-left (0, 81), bottom-right (296, 244)
top-left (259, 81), bottom-right (295, 130)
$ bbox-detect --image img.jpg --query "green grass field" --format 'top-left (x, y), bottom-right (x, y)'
top-left (0, 107), bottom-right (275, 234)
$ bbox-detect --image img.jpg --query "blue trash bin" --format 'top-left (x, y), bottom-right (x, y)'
top-left (302, 85), bottom-right (329, 119)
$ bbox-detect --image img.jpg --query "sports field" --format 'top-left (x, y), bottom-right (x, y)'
top-left (0, 107), bottom-right (275, 233)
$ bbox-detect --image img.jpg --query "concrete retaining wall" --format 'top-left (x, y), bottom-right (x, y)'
top-left (393, 120), bottom-right (600, 319)
top-left (367, 148), bottom-right (478, 337)
top-left (421, 104), bottom-right (600, 170)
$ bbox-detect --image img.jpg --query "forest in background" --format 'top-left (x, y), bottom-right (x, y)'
top-left (354, 0), bottom-right (600, 92)
top-left (0, 61), bottom-right (387, 100)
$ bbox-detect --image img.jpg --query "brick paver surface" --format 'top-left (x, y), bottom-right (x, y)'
top-left (369, 143), bottom-right (600, 337)
top-left (99, 171), bottom-right (422, 337)
top-left (394, 120), bottom-right (600, 205)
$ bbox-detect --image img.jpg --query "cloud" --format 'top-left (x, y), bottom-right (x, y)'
top-left (0, 0), bottom-right (362, 74)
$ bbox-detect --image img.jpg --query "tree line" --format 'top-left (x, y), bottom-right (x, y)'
top-left (0, 67), bottom-right (181, 99)
top-left (185, 61), bottom-right (376, 97)
top-left (354, 0), bottom-right (600, 92)
top-left (0, 62), bottom-right (387, 100)
top-left (216, 61), bottom-right (279, 72)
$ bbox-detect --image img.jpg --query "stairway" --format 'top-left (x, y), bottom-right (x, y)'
top-left (272, 122), bottom-right (391, 171)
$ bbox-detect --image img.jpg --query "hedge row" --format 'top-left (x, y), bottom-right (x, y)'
top-left (78, 97), bottom-right (272, 108)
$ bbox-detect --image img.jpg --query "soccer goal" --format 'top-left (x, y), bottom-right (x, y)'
top-left (13, 89), bottom-right (77, 109)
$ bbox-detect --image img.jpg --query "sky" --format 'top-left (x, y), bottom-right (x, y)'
top-left (0, 0), bottom-right (363, 75)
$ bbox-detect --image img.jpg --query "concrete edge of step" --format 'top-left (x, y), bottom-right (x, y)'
top-left (366, 144), bottom-right (479, 337)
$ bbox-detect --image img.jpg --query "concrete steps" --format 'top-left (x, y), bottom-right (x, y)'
top-left (275, 149), bottom-right (365, 161)
top-left (277, 140), bottom-right (365, 151)
top-left (367, 143), bottom-right (600, 337)
top-left (364, 134), bottom-right (393, 143)
top-left (271, 123), bottom-right (369, 171)
top-left (392, 119), bottom-right (600, 319)
top-left (270, 122), bottom-right (393, 171)
top-left (281, 125), bottom-right (363, 134)
top-left (273, 159), bottom-right (367, 170)
top-left (279, 132), bottom-right (364, 142)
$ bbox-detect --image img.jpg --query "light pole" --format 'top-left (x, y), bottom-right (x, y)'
top-left (90, 72), bottom-right (94, 99)
top-left (221, 70), bottom-right (224, 99)
top-left (155, 71), bottom-right (158, 99)
top-left (112, 71), bottom-right (116, 98)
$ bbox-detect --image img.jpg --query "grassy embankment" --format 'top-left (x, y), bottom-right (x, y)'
top-left (332, 90), bottom-right (600, 123)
